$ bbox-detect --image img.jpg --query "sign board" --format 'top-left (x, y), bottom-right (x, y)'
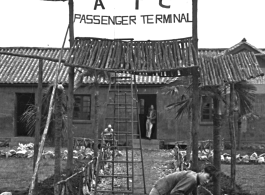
top-left (74, 0), bottom-right (192, 40)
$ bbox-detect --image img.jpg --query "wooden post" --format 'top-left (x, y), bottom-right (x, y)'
top-left (93, 71), bottom-right (99, 158)
top-left (235, 97), bottom-right (240, 150)
top-left (191, 68), bottom-right (199, 172)
top-left (192, 0), bottom-right (198, 51)
top-left (29, 87), bottom-right (57, 195)
top-left (191, 0), bottom-right (199, 169)
top-left (229, 83), bottom-right (236, 192)
top-left (213, 95), bottom-right (221, 195)
top-left (33, 59), bottom-right (43, 195)
top-left (29, 24), bottom-right (69, 195)
top-left (191, 2), bottom-right (199, 194)
top-left (54, 85), bottom-right (63, 195)
top-left (67, 0), bottom-right (75, 177)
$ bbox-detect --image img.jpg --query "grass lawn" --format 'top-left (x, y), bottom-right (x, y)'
top-left (0, 157), bottom-right (66, 191)
top-left (221, 164), bottom-right (265, 195)
top-left (0, 149), bottom-right (264, 195)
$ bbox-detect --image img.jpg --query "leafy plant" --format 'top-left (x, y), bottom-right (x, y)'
top-left (20, 84), bottom-right (68, 139)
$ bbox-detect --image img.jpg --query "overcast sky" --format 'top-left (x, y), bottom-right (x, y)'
top-left (0, 0), bottom-right (264, 49)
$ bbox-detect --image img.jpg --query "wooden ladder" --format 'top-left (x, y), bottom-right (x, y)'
top-left (94, 72), bottom-right (146, 194)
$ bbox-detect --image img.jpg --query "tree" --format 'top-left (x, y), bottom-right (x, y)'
top-left (54, 85), bottom-right (64, 195)
top-left (164, 82), bottom-right (225, 195)
top-left (163, 82), bottom-right (193, 163)
top-left (66, 0), bottom-right (75, 180)
top-left (22, 84), bottom-right (68, 195)
top-left (234, 81), bottom-right (257, 150)
top-left (21, 85), bottom-right (68, 139)
top-left (229, 81), bottom-right (256, 193)
top-left (212, 89), bottom-right (223, 195)
top-left (74, 69), bottom-right (111, 158)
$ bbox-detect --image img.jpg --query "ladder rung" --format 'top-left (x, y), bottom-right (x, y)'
top-left (113, 121), bottom-right (138, 123)
top-left (98, 174), bottom-right (132, 178)
top-left (114, 93), bottom-right (134, 96)
top-left (114, 107), bottom-right (137, 109)
top-left (98, 174), bottom-right (144, 178)
top-left (96, 190), bottom-right (133, 194)
top-left (100, 160), bottom-right (143, 163)
top-left (107, 103), bottom-right (136, 106)
top-left (109, 146), bottom-right (141, 150)
top-left (106, 117), bottom-right (133, 119)
top-left (115, 132), bottom-right (139, 135)
top-left (109, 89), bottom-right (132, 92)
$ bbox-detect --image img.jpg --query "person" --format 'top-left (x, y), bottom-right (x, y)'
top-left (102, 124), bottom-right (114, 146)
top-left (149, 164), bottom-right (218, 195)
top-left (146, 105), bottom-right (157, 139)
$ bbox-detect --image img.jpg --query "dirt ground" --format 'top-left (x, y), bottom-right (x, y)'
top-left (0, 148), bottom-right (264, 195)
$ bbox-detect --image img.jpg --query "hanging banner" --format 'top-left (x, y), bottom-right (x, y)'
top-left (74, 0), bottom-right (192, 40)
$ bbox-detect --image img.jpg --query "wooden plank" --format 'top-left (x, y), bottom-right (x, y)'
top-left (184, 40), bottom-right (190, 67)
top-left (99, 40), bottom-right (112, 69)
top-left (128, 42), bottom-right (135, 70)
top-left (176, 41), bottom-right (183, 67)
top-left (144, 42), bottom-right (150, 70)
top-left (180, 41), bottom-right (186, 67)
top-left (87, 40), bottom-right (99, 67)
top-left (93, 40), bottom-right (106, 68)
top-left (105, 42), bottom-right (114, 69)
top-left (168, 42), bottom-right (175, 68)
top-left (83, 39), bottom-right (93, 66)
top-left (188, 39), bottom-right (194, 66)
top-left (172, 40), bottom-right (178, 68)
top-left (151, 42), bottom-right (157, 70)
top-left (154, 42), bottom-right (161, 70)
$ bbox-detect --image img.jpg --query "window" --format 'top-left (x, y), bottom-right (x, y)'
top-left (201, 96), bottom-right (213, 122)
top-left (74, 95), bottom-right (91, 120)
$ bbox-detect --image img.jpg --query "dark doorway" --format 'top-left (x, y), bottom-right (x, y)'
top-left (16, 93), bottom-right (35, 136)
top-left (138, 94), bottom-right (157, 139)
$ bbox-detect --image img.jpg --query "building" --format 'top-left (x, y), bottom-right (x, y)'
top-left (0, 38), bottom-right (264, 147)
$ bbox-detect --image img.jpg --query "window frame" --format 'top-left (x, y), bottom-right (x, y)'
top-left (73, 94), bottom-right (92, 121)
top-left (200, 96), bottom-right (213, 124)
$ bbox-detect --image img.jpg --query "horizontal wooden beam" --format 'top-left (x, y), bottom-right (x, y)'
top-left (0, 51), bottom-right (65, 63)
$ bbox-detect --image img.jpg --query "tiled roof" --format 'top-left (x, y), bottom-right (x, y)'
top-left (0, 47), bottom-right (170, 85)
top-left (198, 52), bottom-right (264, 87)
top-left (224, 38), bottom-right (265, 55)
top-left (0, 47), bottom-right (69, 84)
top-left (0, 39), bottom-right (264, 86)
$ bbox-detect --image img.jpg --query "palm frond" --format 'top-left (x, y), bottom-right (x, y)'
top-left (20, 84), bottom-right (68, 137)
top-left (174, 98), bottom-right (192, 119)
top-left (161, 86), bottom-right (180, 96)
top-left (235, 81), bottom-right (256, 115)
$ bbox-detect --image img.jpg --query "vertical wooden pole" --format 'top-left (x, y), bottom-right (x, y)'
top-left (191, 0), bottom-right (199, 168)
top-left (213, 96), bottom-right (221, 195)
top-left (191, 2), bottom-right (199, 194)
top-left (191, 68), bottom-right (199, 172)
top-left (67, 0), bottom-right (75, 177)
top-left (191, 68), bottom-right (199, 195)
top-left (229, 83), bottom-right (236, 192)
top-left (29, 25), bottom-right (68, 195)
top-left (54, 86), bottom-right (63, 195)
top-left (235, 97), bottom-right (240, 150)
top-left (192, 0), bottom-right (198, 51)
top-left (94, 71), bottom-right (99, 158)
top-left (33, 59), bottom-right (43, 195)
